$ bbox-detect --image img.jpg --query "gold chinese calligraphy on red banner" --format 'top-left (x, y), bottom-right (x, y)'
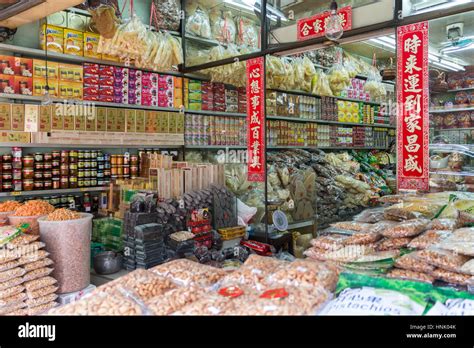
top-left (397, 22), bottom-right (429, 191)
top-left (246, 57), bottom-right (265, 182)
top-left (297, 6), bottom-right (352, 41)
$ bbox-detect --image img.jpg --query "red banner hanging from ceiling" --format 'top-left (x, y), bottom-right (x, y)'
top-left (297, 6), bottom-right (352, 41)
top-left (246, 57), bottom-right (265, 182)
top-left (397, 21), bottom-right (429, 192)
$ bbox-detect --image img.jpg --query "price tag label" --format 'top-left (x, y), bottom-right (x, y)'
top-left (11, 192), bottom-right (22, 196)
top-left (288, 199), bottom-right (295, 209)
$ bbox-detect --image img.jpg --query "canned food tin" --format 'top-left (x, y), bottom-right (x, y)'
top-left (34, 153), bottom-right (44, 162)
top-left (90, 179), bottom-right (97, 187)
top-left (34, 181), bottom-right (44, 190)
top-left (34, 162), bottom-right (44, 170)
top-left (33, 172), bottom-right (43, 180)
top-left (22, 156), bottom-right (34, 167)
top-left (52, 178), bottom-right (60, 189)
top-left (43, 162), bottom-right (52, 170)
top-left (11, 148), bottom-right (21, 158)
top-left (43, 171), bottom-right (52, 179)
top-left (44, 153), bottom-right (53, 161)
top-left (52, 169), bottom-right (61, 177)
top-left (2, 162), bottom-right (12, 171)
top-left (2, 172), bottom-right (13, 180)
top-left (60, 177), bottom-right (69, 189)
top-left (2, 154), bottom-right (12, 162)
top-left (43, 180), bottom-right (52, 189)
top-left (23, 179), bottom-right (34, 191)
top-left (2, 182), bottom-right (12, 191)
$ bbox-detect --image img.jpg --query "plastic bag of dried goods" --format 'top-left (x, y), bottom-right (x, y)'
top-left (108, 13), bottom-right (148, 60)
top-left (460, 259), bottom-right (474, 276)
top-left (22, 268), bottom-right (53, 282)
top-left (0, 259), bottom-right (20, 273)
top-left (380, 218), bottom-right (430, 238)
top-left (211, 10), bottom-right (236, 43)
top-left (186, 6), bottom-right (211, 39)
top-left (330, 221), bottom-right (373, 232)
top-left (235, 16), bottom-right (258, 48)
top-left (431, 268), bottom-right (473, 286)
top-left (394, 252), bottom-right (435, 274)
top-left (417, 248), bottom-right (471, 273)
top-left (0, 267), bottom-right (25, 283)
top-left (0, 225), bottom-right (21, 247)
top-left (152, 0), bottom-right (181, 32)
top-left (0, 300), bottom-right (27, 315)
top-left (312, 70), bottom-right (333, 96)
top-left (172, 294), bottom-right (236, 315)
top-left (408, 230), bottom-right (452, 250)
top-left (437, 227), bottom-right (474, 256)
top-left (144, 286), bottom-right (208, 315)
top-left (327, 63), bottom-right (350, 95)
top-left (377, 237), bottom-right (412, 251)
top-left (310, 234), bottom-right (347, 251)
top-left (25, 293), bottom-right (57, 308)
top-left (342, 230), bottom-right (383, 245)
top-left (319, 286), bottom-right (426, 315)
top-left (26, 285), bottom-right (58, 300)
top-left (386, 269), bottom-right (434, 284)
top-left (0, 291), bottom-right (26, 308)
top-left (22, 258), bottom-right (54, 273)
top-left (0, 284), bottom-right (24, 300)
top-left (364, 67), bottom-right (386, 100)
top-left (429, 218), bottom-right (459, 230)
top-left (23, 276), bottom-right (57, 293)
top-left (354, 208), bottom-right (386, 223)
top-left (266, 259), bottom-right (339, 291)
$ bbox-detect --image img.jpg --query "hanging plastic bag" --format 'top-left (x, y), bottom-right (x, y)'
top-left (312, 70), bottom-right (333, 96)
top-left (186, 6), bottom-right (212, 39)
top-left (327, 48), bottom-right (350, 95)
top-left (90, 2), bottom-right (120, 39)
top-left (152, 0), bottom-right (181, 32)
top-left (211, 10), bottom-right (236, 44)
top-left (364, 54), bottom-right (387, 101)
top-left (235, 16), bottom-right (258, 48)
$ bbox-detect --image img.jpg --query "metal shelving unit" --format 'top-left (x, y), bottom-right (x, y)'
top-left (0, 187), bottom-right (107, 198)
top-left (433, 127), bottom-right (474, 132)
top-left (0, 93), bottom-right (182, 112)
top-left (287, 219), bottom-right (315, 230)
top-left (269, 88), bottom-right (384, 106)
top-left (430, 107), bottom-right (474, 113)
top-left (0, 143), bottom-right (183, 149)
top-left (268, 146), bottom-right (389, 150)
top-left (267, 115), bottom-right (395, 129)
top-left (185, 145), bottom-right (246, 149)
top-left (185, 110), bottom-right (246, 118)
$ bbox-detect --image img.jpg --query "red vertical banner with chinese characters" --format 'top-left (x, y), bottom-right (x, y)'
top-left (246, 57), bottom-right (265, 182)
top-left (297, 6), bottom-right (352, 41)
top-left (397, 22), bottom-right (429, 191)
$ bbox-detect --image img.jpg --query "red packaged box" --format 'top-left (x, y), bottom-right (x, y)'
top-left (99, 64), bottom-right (114, 76)
top-left (158, 74), bottom-right (173, 89)
top-left (84, 85), bottom-right (99, 95)
top-left (99, 95), bottom-right (114, 102)
top-left (83, 94), bottom-right (99, 101)
top-left (83, 63), bottom-right (99, 75)
top-left (99, 76), bottom-right (114, 86)
top-left (14, 76), bottom-right (33, 95)
top-left (99, 86), bottom-right (114, 96)
top-left (0, 74), bottom-right (15, 93)
top-left (0, 56), bottom-right (15, 75)
top-left (240, 240), bottom-right (273, 256)
top-left (13, 58), bottom-right (33, 77)
top-left (84, 74), bottom-right (99, 85)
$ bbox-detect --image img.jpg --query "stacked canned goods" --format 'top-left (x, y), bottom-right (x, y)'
top-left (110, 153), bottom-right (133, 180)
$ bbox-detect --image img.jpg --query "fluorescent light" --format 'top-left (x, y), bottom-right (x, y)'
top-left (441, 42), bottom-right (474, 53)
top-left (412, 0), bottom-right (471, 14)
top-left (369, 38), bottom-right (396, 50)
top-left (223, 0), bottom-right (288, 21)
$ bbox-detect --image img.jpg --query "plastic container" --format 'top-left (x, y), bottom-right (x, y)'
top-left (38, 213), bottom-right (92, 294)
top-left (8, 214), bottom-right (46, 235)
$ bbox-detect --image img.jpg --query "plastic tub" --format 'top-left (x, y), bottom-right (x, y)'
top-left (38, 213), bottom-right (92, 294)
top-left (0, 211), bottom-right (14, 226)
top-left (8, 214), bottom-right (46, 235)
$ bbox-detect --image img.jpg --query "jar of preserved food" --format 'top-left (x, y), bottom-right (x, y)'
top-left (43, 162), bottom-right (52, 170)
top-left (52, 159), bottom-right (60, 168)
top-left (60, 177), bottom-right (69, 189)
top-left (44, 153), bottom-right (53, 161)
top-left (96, 170), bottom-right (104, 178)
top-left (22, 155), bottom-right (34, 167)
top-left (33, 172), bottom-right (43, 180)
top-left (11, 147), bottom-right (21, 158)
top-left (84, 151), bottom-right (91, 159)
top-left (2, 182), bottom-right (12, 191)
top-left (61, 150), bottom-right (69, 163)
top-left (117, 156), bottom-right (124, 166)
top-left (2, 162), bottom-right (12, 171)
top-left (90, 179), bottom-right (97, 187)
top-left (33, 181), bottom-right (44, 190)
top-left (21, 168), bottom-right (33, 179)
top-left (78, 178), bottom-right (84, 187)
top-left (90, 151), bottom-right (97, 159)
top-left (34, 153), bottom-right (44, 162)
top-left (43, 171), bottom-right (52, 179)
top-left (2, 154), bottom-right (12, 162)
top-left (84, 179), bottom-right (91, 187)
top-left (69, 176), bottom-right (78, 188)
top-left (123, 166), bottom-right (130, 176)
top-left (97, 163), bottom-right (104, 170)
top-left (52, 151), bottom-right (60, 160)
top-left (2, 172), bottom-right (13, 181)
top-left (52, 178), bottom-right (60, 190)
top-left (43, 180), bottom-right (52, 190)
top-left (13, 180), bottom-right (22, 191)
top-left (60, 164), bottom-right (69, 176)
top-left (23, 179), bottom-right (34, 191)
top-left (110, 155), bottom-right (117, 165)
top-left (52, 168), bottom-right (61, 177)
top-left (13, 169), bottom-right (22, 180)
top-left (34, 162), bottom-right (44, 171)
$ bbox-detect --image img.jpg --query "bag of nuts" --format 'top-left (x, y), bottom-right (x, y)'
top-left (407, 230), bottom-right (451, 250)
top-left (380, 218), bottom-right (430, 238)
top-left (394, 252), bottom-right (435, 274)
top-left (386, 269), bottom-right (434, 284)
top-left (417, 248), bottom-right (471, 273)
top-left (144, 286), bottom-right (209, 315)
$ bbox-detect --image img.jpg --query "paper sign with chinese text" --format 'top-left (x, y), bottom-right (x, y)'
top-left (246, 57), bottom-right (265, 182)
top-left (297, 6), bottom-right (352, 41)
top-left (397, 22), bottom-right (429, 191)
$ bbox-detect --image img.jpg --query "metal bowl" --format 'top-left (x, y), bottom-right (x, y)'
top-left (93, 251), bottom-right (123, 275)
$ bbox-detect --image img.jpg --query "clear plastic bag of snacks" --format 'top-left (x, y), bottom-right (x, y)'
top-left (394, 252), bottom-right (435, 273)
top-left (310, 234), bottom-right (347, 251)
top-left (386, 269), bottom-right (434, 284)
top-left (0, 284), bottom-right (24, 299)
top-left (380, 218), bottom-right (430, 238)
top-left (431, 268), bottom-right (473, 286)
top-left (25, 293), bottom-right (57, 308)
top-left (437, 227), bottom-right (474, 256)
top-left (106, 13), bottom-right (148, 60)
top-left (364, 66), bottom-right (386, 100)
top-left (330, 221), bottom-right (373, 232)
top-left (429, 218), bottom-right (458, 231)
top-left (145, 286), bottom-right (208, 315)
top-left (235, 16), bottom-right (258, 48)
top-left (152, 0), bottom-right (181, 32)
top-left (417, 248), bottom-right (471, 272)
top-left (0, 276), bottom-right (23, 291)
top-left (23, 267), bottom-right (53, 282)
top-left (211, 10), bottom-right (236, 43)
top-left (24, 276), bottom-right (57, 292)
top-left (354, 208), bottom-right (386, 223)
top-left (408, 230), bottom-right (451, 250)
top-left (186, 6), bottom-right (211, 39)
top-left (0, 267), bottom-right (26, 282)
top-left (172, 295), bottom-right (236, 315)
top-left (0, 291), bottom-right (26, 308)
top-left (27, 285), bottom-right (58, 300)
top-left (312, 70), bottom-right (333, 96)
top-left (377, 237), bottom-right (412, 251)
top-left (460, 259), bottom-right (474, 276)
top-left (28, 301), bottom-right (57, 316)
top-left (265, 259), bottom-right (339, 291)
top-left (343, 230), bottom-right (382, 245)
top-left (23, 258), bottom-right (54, 273)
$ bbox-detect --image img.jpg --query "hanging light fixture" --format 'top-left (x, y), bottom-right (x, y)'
top-left (325, 1), bottom-right (344, 41)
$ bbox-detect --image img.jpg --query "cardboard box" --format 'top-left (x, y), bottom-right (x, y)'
top-left (63, 113), bottom-right (75, 131)
top-left (84, 32), bottom-right (101, 59)
top-left (75, 115), bottom-right (86, 131)
top-left (125, 109), bottom-right (136, 133)
top-left (39, 105), bottom-right (52, 132)
top-left (176, 113), bottom-right (184, 134)
top-left (0, 56), bottom-right (15, 75)
top-left (0, 74), bottom-right (15, 94)
top-left (59, 82), bottom-right (83, 100)
top-left (59, 63), bottom-right (83, 83)
top-left (13, 57), bottom-right (33, 77)
top-left (33, 59), bottom-right (59, 79)
top-left (158, 112), bottom-right (169, 133)
top-left (14, 76), bottom-right (33, 95)
top-left (11, 105), bottom-right (25, 131)
top-left (64, 29), bottom-right (84, 56)
top-left (0, 103), bottom-right (11, 130)
top-left (51, 106), bottom-right (64, 131)
top-left (145, 111), bottom-right (157, 133)
top-left (168, 113), bottom-right (177, 133)
top-left (85, 114), bottom-right (96, 132)
top-left (0, 131), bottom-right (30, 143)
top-left (83, 63), bottom-right (99, 75)
top-left (116, 108), bottom-right (125, 132)
top-left (33, 78), bottom-right (58, 97)
top-left (135, 110), bottom-right (145, 133)
top-left (24, 105), bottom-right (39, 132)
top-left (96, 107), bottom-right (107, 131)
top-left (106, 108), bottom-right (117, 132)
top-left (40, 24), bottom-right (64, 53)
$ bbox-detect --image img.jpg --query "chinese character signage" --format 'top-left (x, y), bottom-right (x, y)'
top-left (397, 22), bottom-right (429, 191)
top-left (246, 57), bottom-right (265, 182)
top-left (297, 6), bottom-right (352, 41)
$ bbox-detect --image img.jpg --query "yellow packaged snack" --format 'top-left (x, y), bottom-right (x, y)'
top-left (64, 29), bottom-right (84, 56)
top-left (59, 64), bottom-right (83, 83)
top-left (84, 33), bottom-right (101, 59)
top-left (40, 25), bottom-right (64, 53)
